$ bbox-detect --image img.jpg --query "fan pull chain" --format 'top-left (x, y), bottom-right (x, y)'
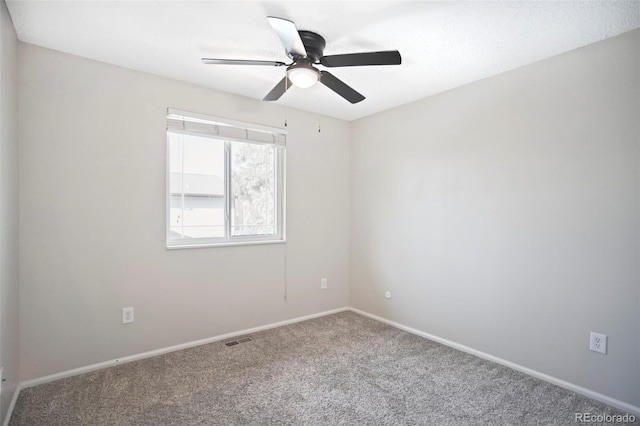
top-left (318, 90), bottom-right (322, 133)
top-left (284, 79), bottom-right (289, 127)
top-left (283, 243), bottom-right (288, 302)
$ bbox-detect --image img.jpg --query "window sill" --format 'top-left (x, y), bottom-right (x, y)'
top-left (166, 239), bottom-right (286, 250)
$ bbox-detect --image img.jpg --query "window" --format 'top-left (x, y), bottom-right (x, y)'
top-left (167, 109), bottom-right (285, 248)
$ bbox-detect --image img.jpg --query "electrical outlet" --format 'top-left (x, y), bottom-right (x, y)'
top-left (321, 278), bottom-right (327, 290)
top-left (590, 332), bottom-right (607, 354)
top-left (385, 291), bottom-right (392, 299)
top-left (122, 307), bottom-right (134, 324)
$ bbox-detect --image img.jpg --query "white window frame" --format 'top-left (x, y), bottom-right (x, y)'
top-left (166, 109), bottom-right (286, 249)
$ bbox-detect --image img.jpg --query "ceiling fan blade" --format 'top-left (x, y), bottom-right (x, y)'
top-left (320, 71), bottom-right (365, 104)
top-left (320, 50), bottom-right (401, 67)
top-left (263, 76), bottom-right (293, 101)
top-left (202, 58), bottom-right (287, 67)
top-left (267, 16), bottom-right (307, 58)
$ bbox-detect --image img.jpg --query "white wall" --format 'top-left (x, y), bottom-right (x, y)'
top-left (0, 0), bottom-right (19, 422)
top-left (14, 18), bottom-right (640, 411)
top-left (350, 29), bottom-right (640, 406)
top-left (18, 43), bottom-right (350, 381)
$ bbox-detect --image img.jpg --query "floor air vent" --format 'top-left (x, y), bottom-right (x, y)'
top-left (225, 337), bottom-right (253, 347)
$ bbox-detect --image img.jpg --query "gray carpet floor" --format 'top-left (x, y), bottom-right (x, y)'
top-left (9, 311), bottom-right (638, 425)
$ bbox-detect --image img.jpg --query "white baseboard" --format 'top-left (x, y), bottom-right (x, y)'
top-left (3, 386), bottom-right (21, 426)
top-left (10, 306), bottom-right (349, 414)
top-left (348, 307), bottom-right (640, 417)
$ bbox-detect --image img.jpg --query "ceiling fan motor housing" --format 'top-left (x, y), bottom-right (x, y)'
top-left (298, 31), bottom-right (326, 63)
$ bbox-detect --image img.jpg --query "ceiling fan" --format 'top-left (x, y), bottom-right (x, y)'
top-left (202, 17), bottom-right (402, 104)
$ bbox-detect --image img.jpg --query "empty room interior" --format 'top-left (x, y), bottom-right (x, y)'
top-left (1, 1), bottom-right (640, 424)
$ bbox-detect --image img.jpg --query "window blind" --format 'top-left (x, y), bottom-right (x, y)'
top-left (167, 108), bottom-right (286, 146)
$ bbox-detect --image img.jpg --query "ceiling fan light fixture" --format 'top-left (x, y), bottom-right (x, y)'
top-left (287, 64), bottom-right (320, 88)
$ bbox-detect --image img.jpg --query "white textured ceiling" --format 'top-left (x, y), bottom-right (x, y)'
top-left (6, 1), bottom-right (640, 121)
